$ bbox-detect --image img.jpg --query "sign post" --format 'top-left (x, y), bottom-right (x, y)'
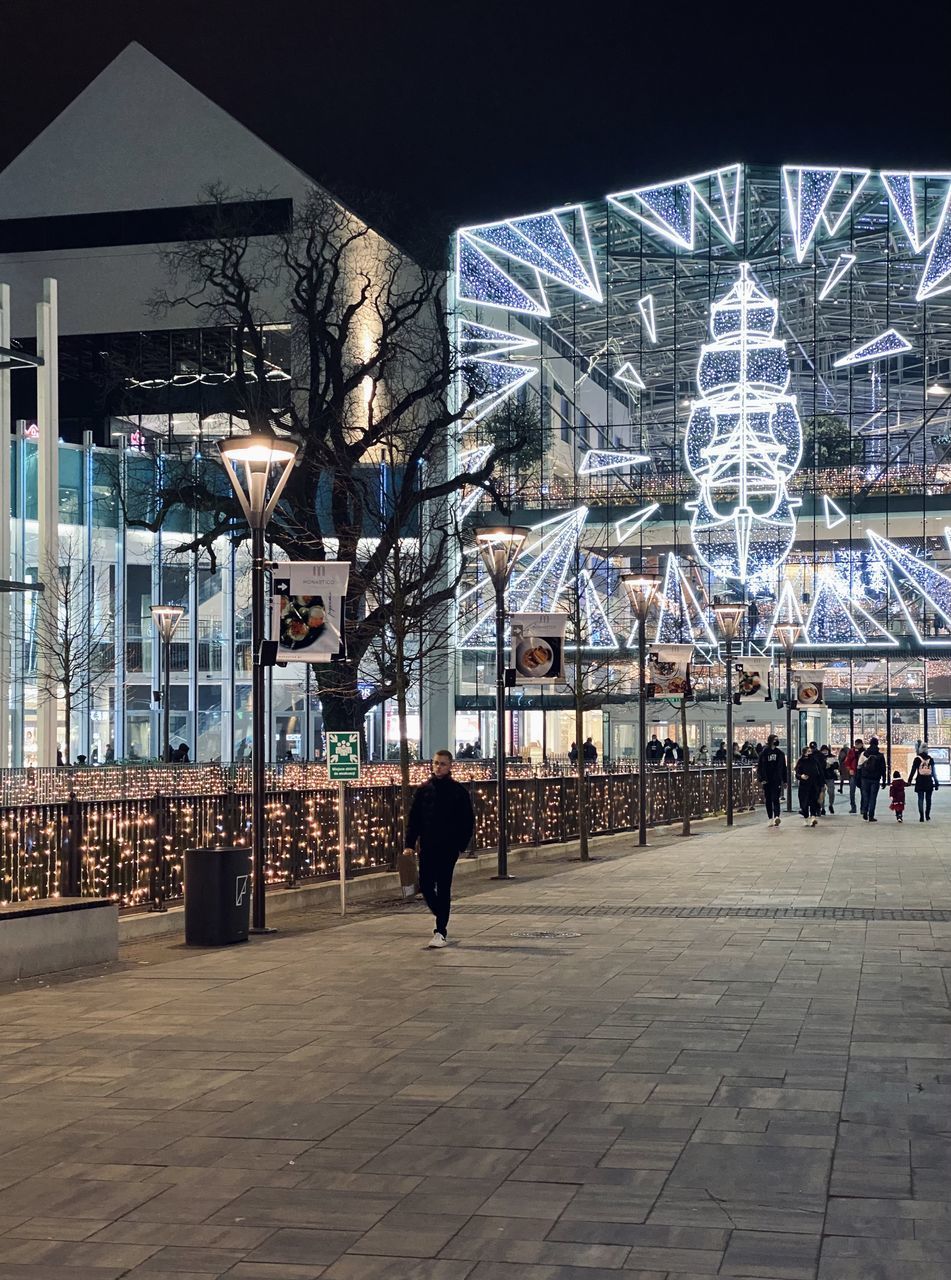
top-left (327, 731), bottom-right (361, 916)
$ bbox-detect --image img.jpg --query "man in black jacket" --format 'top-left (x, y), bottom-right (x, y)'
top-left (404, 750), bottom-right (475, 948)
top-left (858, 737), bottom-right (887, 822)
top-left (757, 734), bottom-right (787, 827)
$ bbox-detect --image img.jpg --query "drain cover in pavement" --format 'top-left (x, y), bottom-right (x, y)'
top-left (511, 929), bottom-right (581, 939)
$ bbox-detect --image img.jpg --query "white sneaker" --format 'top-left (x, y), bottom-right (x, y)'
top-left (428, 932), bottom-right (447, 949)
top-left (811, 817), bottom-right (819, 827)
top-left (774, 817), bottom-right (781, 827)
top-left (803, 819), bottom-right (811, 827)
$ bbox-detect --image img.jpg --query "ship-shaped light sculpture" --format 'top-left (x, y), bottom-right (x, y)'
top-left (685, 264), bottom-right (802, 584)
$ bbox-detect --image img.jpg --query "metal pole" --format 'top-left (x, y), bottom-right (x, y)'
top-left (785, 649), bottom-right (793, 813)
top-left (638, 614), bottom-right (648, 847)
top-left (493, 579), bottom-right (510, 877)
top-left (338, 779), bottom-right (347, 916)
top-left (725, 640), bottom-right (735, 826)
top-left (250, 524), bottom-right (268, 932)
top-left (162, 637), bottom-right (171, 765)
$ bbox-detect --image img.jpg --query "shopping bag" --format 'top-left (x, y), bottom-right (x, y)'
top-left (397, 849), bottom-right (419, 899)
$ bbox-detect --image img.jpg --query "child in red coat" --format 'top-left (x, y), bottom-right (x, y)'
top-left (889, 772), bottom-right (906, 822)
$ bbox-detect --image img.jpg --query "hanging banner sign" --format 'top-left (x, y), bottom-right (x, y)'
top-left (510, 613), bottom-right (567, 683)
top-left (271, 562), bottom-right (350, 663)
top-left (793, 668), bottom-right (827, 706)
top-left (733, 655), bottom-right (772, 701)
top-left (647, 644), bottom-right (693, 698)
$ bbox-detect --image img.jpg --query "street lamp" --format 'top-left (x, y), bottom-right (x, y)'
top-left (714, 603), bottom-right (745, 827)
top-left (217, 433), bottom-right (298, 932)
top-left (774, 622), bottom-right (802, 813)
top-left (150, 605), bottom-right (185, 764)
top-left (475, 522), bottom-right (529, 878)
top-left (621, 573), bottom-right (662, 847)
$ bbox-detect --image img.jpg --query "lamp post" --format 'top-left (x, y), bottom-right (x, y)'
top-left (217, 434), bottom-right (298, 932)
top-left (475, 522), bottom-right (529, 879)
top-left (150, 605), bottom-right (185, 764)
top-left (621, 574), bottom-right (662, 847)
top-left (714, 603), bottom-right (745, 827)
top-left (774, 622), bottom-right (801, 813)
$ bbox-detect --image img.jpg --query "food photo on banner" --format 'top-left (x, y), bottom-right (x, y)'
top-left (647, 644), bottom-right (693, 698)
top-left (793, 669), bottom-right (826, 706)
top-left (733, 656), bottom-right (772, 701)
top-left (271, 562), bottom-right (350, 662)
top-left (509, 613), bottom-right (567, 683)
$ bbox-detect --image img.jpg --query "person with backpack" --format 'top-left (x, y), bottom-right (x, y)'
top-left (794, 744), bottom-right (825, 827)
top-left (908, 746), bottom-right (939, 822)
top-left (857, 737), bottom-right (887, 822)
top-left (757, 733), bottom-right (787, 827)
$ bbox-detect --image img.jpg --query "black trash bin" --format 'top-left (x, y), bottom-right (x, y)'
top-left (183, 847), bottom-right (252, 946)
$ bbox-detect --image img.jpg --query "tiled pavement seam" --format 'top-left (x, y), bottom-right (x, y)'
top-left (0, 810), bottom-right (949, 1276)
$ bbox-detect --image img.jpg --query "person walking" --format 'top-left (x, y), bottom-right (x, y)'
top-left (889, 771), bottom-right (906, 823)
top-left (908, 746), bottom-right (939, 822)
top-left (857, 737), bottom-right (887, 822)
top-left (844, 737), bottom-right (864, 813)
top-left (757, 733), bottom-right (787, 827)
top-left (819, 745), bottom-right (839, 814)
top-left (583, 737), bottom-right (598, 764)
top-left (568, 742), bottom-right (578, 765)
top-left (837, 745), bottom-right (848, 794)
top-left (794, 745), bottom-right (825, 827)
top-left (646, 735), bottom-right (664, 764)
top-left (404, 750), bottom-right (475, 948)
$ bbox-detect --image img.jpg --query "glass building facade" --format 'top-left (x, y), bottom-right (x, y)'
top-left (451, 163), bottom-right (951, 761)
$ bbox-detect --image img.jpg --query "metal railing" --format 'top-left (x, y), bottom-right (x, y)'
top-left (0, 765), bottom-right (757, 910)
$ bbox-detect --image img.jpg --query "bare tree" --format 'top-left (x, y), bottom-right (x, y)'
top-left (113, 185), bottom-right (534, 734)
top-left (31, 540), bottom-right (115, 764)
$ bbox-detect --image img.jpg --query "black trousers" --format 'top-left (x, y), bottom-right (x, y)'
top-left (762, 782), bottom-right (783, 818)
top-left (798, 782), bottom-right (821, 818)
top-left (419, 848), bottom-right (459, 936)
top-left (918, 788), bottom-right (934, 819)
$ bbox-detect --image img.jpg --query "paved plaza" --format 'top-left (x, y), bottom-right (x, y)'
top-left (2, 806), bottom-right (951, 1278)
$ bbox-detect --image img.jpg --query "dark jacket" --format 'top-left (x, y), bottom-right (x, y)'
top-left (406, 774), bottom-right (475, 856)
top-left (908, 754), bottom-right (938, 793)
top-left (794, 753), bottom-right (825, 789)
top-left (858, 747), bottom-right (887, 785)
top-left (820, 754), bottom-right (839, 783)
top-left (757, 746), bottom-right (787, 786)
top-left (646, 739), bottom-right (664, 764)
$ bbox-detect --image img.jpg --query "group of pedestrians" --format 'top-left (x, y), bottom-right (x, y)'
top-left (645, 736), bottom-right (684, 764)
top-left (758, 734), bottom-right (940, 827)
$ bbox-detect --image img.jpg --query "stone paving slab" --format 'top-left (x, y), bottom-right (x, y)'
top-left (1, 807), bottom-right (951, 1277)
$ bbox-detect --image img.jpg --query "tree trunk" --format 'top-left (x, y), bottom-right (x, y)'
top-left (63, 687), bottom-right (71, 766)
top-left (393, 618), bottom-right (412, 842)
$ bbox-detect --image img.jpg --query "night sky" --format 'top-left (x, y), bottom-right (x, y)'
top-left (3, 1), bottom-right (951, 251)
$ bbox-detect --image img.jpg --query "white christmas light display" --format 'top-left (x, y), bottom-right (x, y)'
top-left (459, 320), bottom-right (536, 358)
top-left (764, 579), bottom-right (806, 648)
top-left (917, 186), bottom-right (951, 302)
top-left (464, 205), bottom-right (602, 302)
top-left (868, 530), bottom-right (951, 643)
top-left (684, 263), bottom-right (802, 584)
top-left (576, 568), bottom-right (617, 648)
top-left (456, 445), bottom-right (495, 520)
top-left (804, 575), bottom-right (896, 647)
top-left (637, 294), bottom-right (658, 343)
top-left (578, 450), bottom-right (651, 475)
top-left (614, 503), bottom-right (659, 543)
top-left (818, 253), bottom-right (856, 300)
top-left (833, 328), bottom-right (912, 369)
top-left (456, 234), bottom-right (549, 315)
top-left (459, 356), bottom-right (537, 425)
top-left (608, 164), bottom-right (742, 250)
top-left (782, 166), bottom-right (871, 262)
top-left (649, 553), bottom-right (717, 646)
top-left (613, 361), bottom-right (646, 393)
top-left (822, 495), bottom-right (847, 529)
